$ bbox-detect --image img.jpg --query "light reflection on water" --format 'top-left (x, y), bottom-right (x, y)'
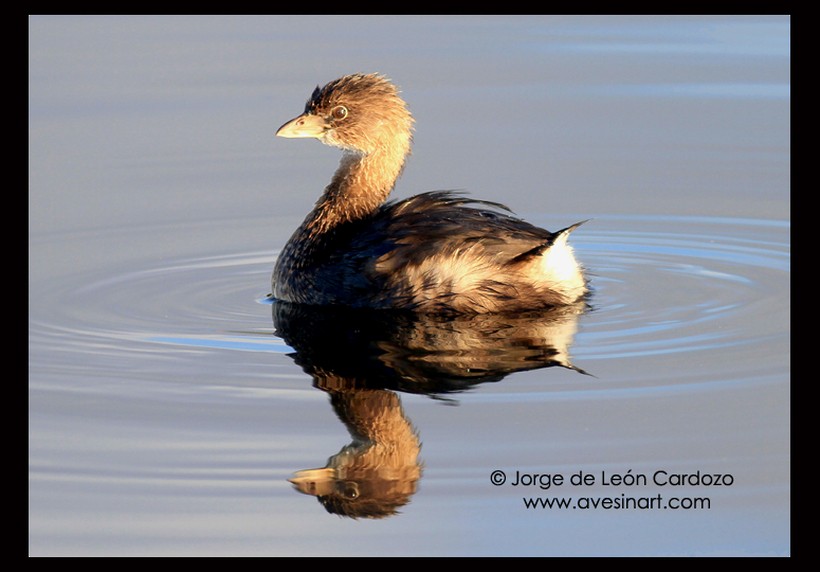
top-left (28, 214), bottom-right (789, 420)
top-left (32, 214), bottom-right (784, 374)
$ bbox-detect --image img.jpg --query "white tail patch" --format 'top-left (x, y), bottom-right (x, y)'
top-left (537, 230), bottom-right (587, 302)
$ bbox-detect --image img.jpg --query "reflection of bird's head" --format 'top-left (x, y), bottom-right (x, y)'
top-left (290, 460), bottom-right (420, 520)
top-left (289, 389), bottom-right (422, 519)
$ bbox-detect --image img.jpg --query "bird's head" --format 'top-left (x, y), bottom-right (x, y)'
top-left (276, 73), bottom-right (414, 156)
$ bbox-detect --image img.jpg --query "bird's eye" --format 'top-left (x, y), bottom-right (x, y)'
top-left (339, 481), bottom-right (359, 499)
top-left (330, 105), bottom-right (348, 120)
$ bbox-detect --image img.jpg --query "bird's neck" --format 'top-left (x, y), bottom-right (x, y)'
top-left (305, 144), bottom-right (408, 234)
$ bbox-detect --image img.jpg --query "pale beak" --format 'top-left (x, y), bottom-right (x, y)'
top-left (288, 467), bottom-right (336, 496)
top-left (276, 113), bottom-right (328, 139)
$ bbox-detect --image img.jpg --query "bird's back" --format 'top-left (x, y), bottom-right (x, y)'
top-left (273, 191), bottom-right (586, 313)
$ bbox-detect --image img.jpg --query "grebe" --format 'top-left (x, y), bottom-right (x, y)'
top-left (273, 73), bottom-right (587, 313)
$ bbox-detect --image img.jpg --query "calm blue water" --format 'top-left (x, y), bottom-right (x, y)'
top-left (29, 15), bottom-right (789, 556)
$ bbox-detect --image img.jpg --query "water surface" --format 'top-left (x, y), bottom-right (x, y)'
top-left (29, 15), bottom-right (789, 556)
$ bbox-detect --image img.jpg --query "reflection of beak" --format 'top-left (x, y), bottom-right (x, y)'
top-left (276, 113), bottom-right (327, 139)
top-left (289, 467), bottom-right (337, 496)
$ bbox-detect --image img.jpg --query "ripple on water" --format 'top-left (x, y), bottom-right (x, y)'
top-left (29, 214), bottom-right (789, 393)
top-left (571, 216), bottom-right (788, 363)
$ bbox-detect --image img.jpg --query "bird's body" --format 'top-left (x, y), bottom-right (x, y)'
top-left (273, 73), bottom-right (587, 314)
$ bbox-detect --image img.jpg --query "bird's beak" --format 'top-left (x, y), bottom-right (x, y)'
top-left (288, 468), bottom-right (336, 496)
top-left (276, 113), bottom-right (327, 139)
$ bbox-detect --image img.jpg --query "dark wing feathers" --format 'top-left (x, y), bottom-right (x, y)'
top-left (293, 191), bottom-right (579, 311)
top-left (370, 191), bottom-right (556, 265)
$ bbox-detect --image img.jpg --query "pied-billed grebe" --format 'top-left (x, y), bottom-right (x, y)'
top-left (273, 73), bottom-right (587, 313)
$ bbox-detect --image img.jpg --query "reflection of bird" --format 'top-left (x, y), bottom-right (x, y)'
top-left (275, 299), bottom-right (588, 518)
top-left (272, 299), bottom-right (589, 397)
top-left (273, 73), bottom-right (588, 313)
top-left (289, 387), bottom-right (422, 519)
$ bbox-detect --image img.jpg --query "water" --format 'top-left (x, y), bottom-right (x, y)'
top-left (29, 15), bottom-right (790, 556)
